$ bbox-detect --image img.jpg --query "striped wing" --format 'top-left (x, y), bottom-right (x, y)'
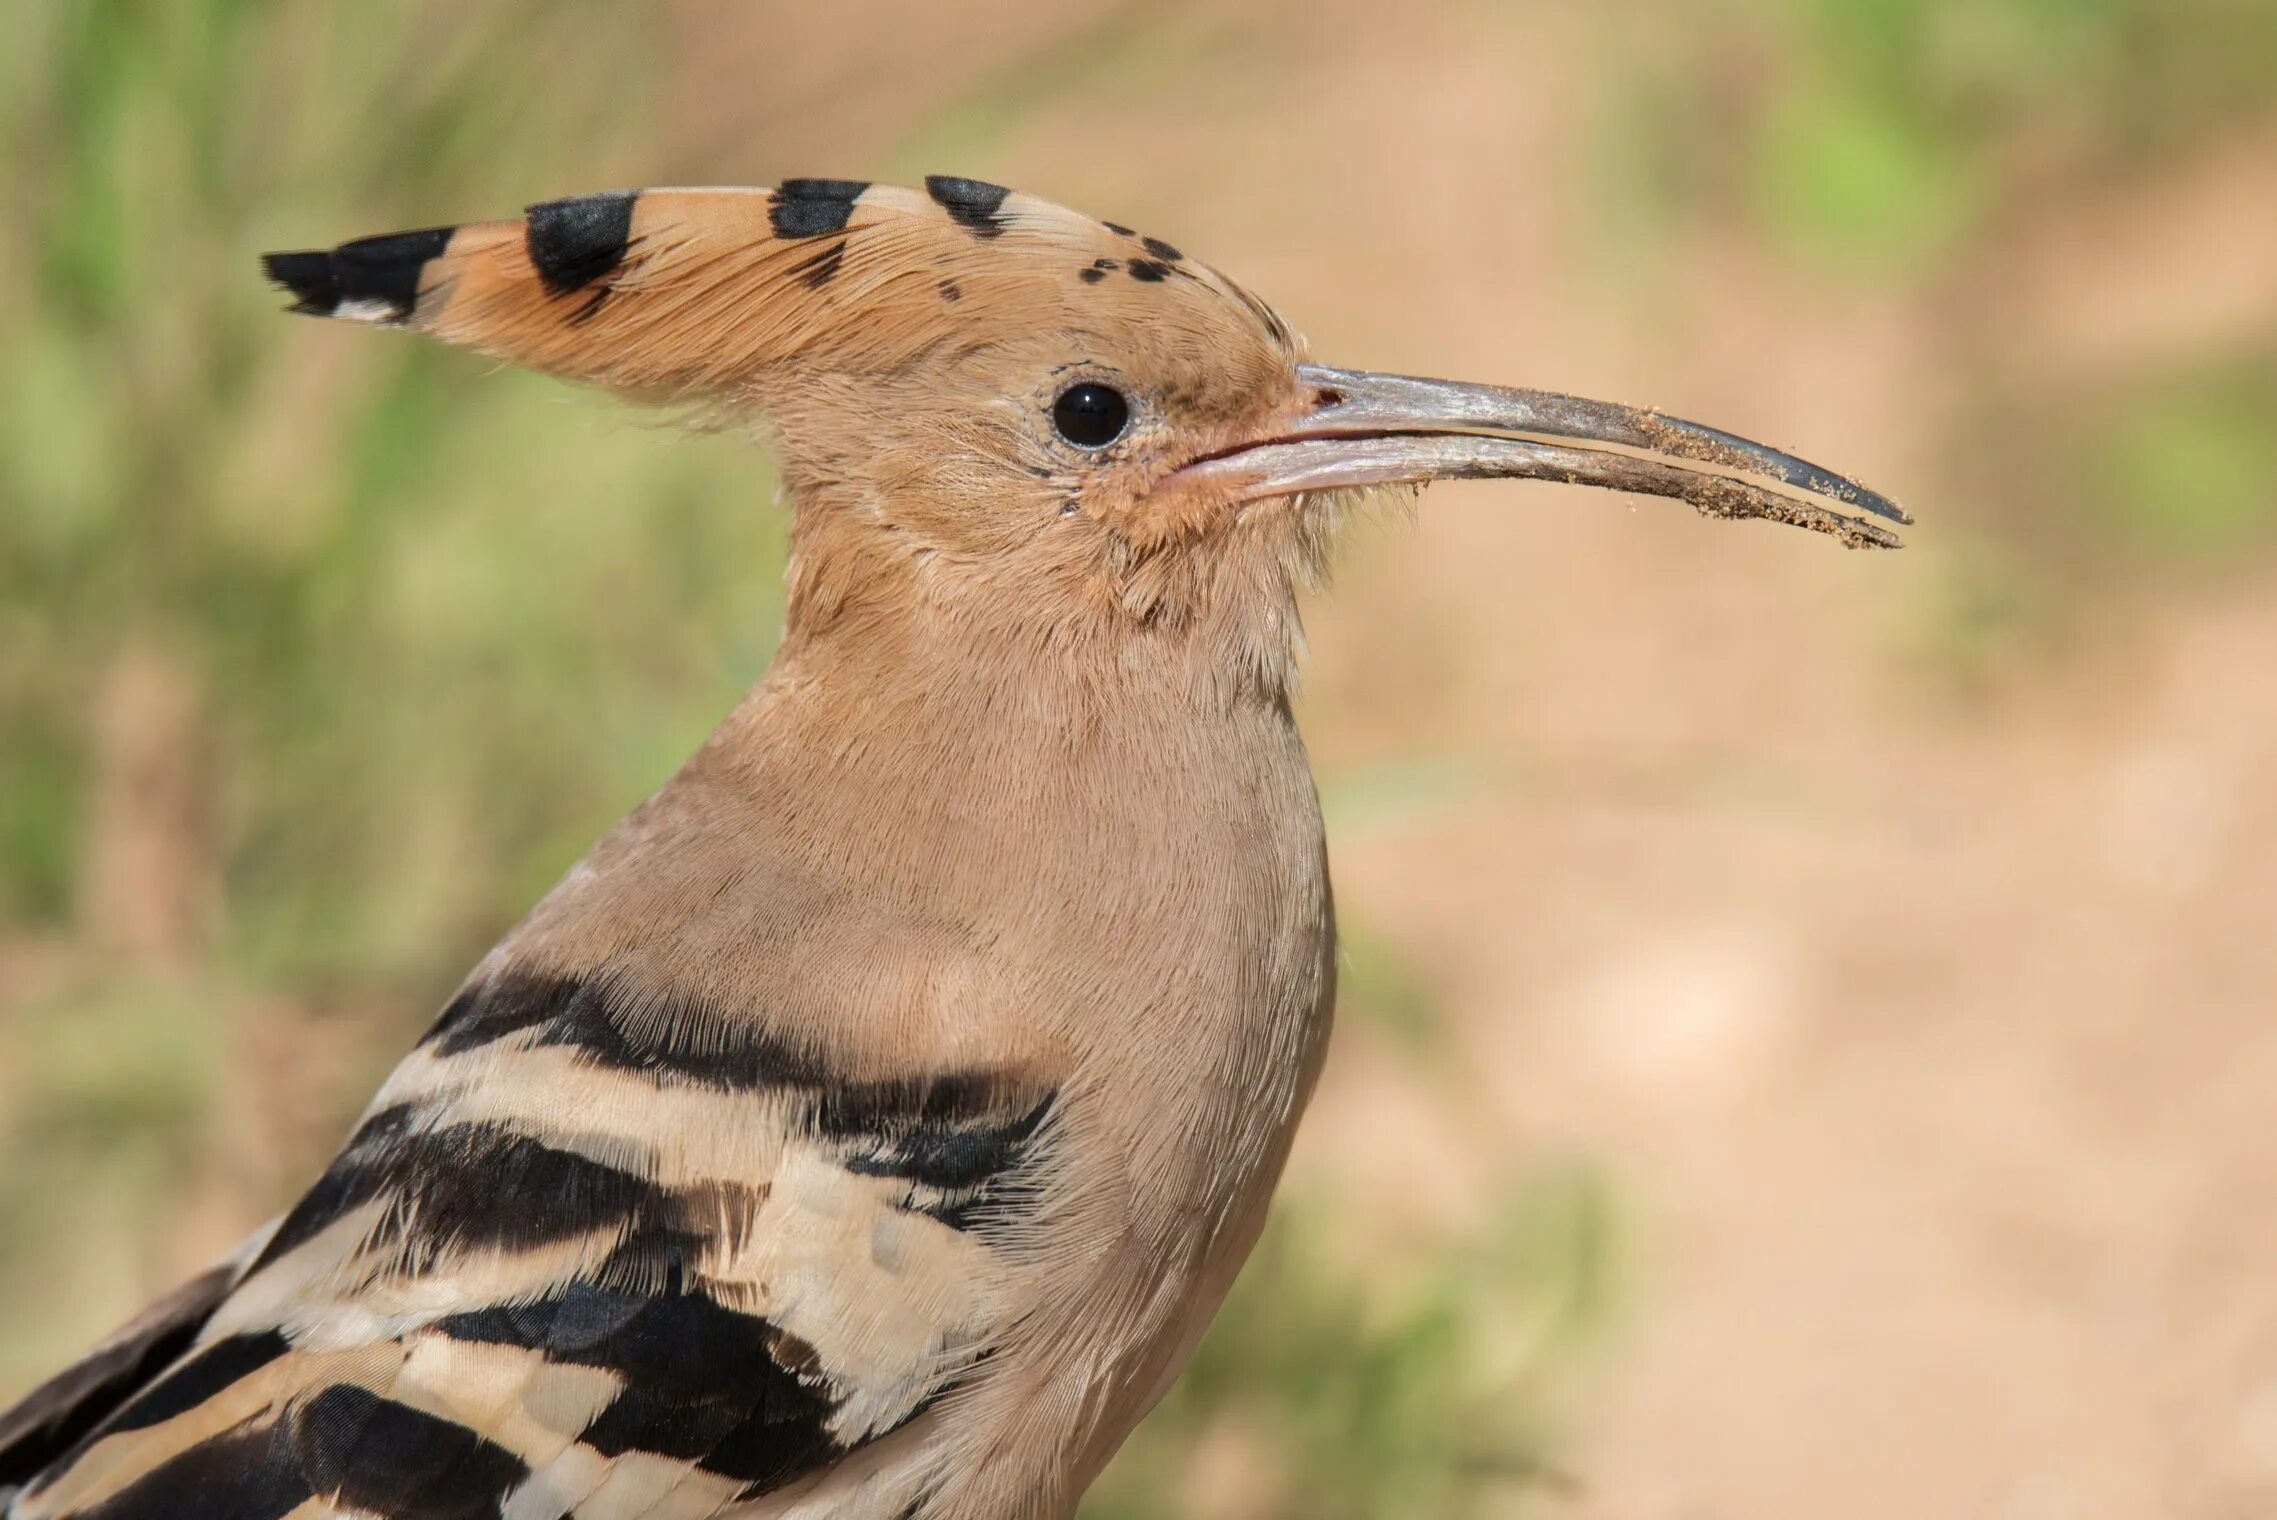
top-left (0, 1231), bottom-right (271, 1504)
top-left (2, 969), bottom-right (1055, 1520)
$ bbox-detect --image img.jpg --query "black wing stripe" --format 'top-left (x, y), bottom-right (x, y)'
top-left (843, 1095), bottom-right (1050, 1192)
top-left (257, 1117), bottom-right (668, 1268)
top-left (422, 972), bottom-right (1058, 1137)
top-left (286, 1385), bottom-right (528, 1520)
top-left (92, 1331), bottom-right (291, 1440)
top-left (814, 1069), bottom-right (1046, 1138)
top-left (844, 1092), bottom-right (1053, 1228)
top-left (423, 970), bottom-right (830, 1090)
top-left (73, 1417), bottom-right (311, 1520)
top-left (0, 1254), bottom-right (246, 1492)
top-left (703, 1394), bottom-right (848, 1493)
top-left (436, 1284), bottom-right (845, 1493)
top-left (423, 974), bottom-right (580, 1056)
top-left (410, 972), bottom-right (1061, 1241)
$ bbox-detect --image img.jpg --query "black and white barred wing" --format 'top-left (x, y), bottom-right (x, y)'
top-left (0, 970), bottom-right (1056, 1520)
top-left (0, 1229), bottom-right (274, 1507)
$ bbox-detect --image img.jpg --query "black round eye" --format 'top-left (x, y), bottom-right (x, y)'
top-left (1052, 382), bottom-right (1129, 448)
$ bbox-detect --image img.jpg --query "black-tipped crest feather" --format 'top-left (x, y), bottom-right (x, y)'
top-left (261, 226), bottom-right (453, 321)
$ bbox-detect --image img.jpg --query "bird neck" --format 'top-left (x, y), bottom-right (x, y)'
top-left (775, 495), bottom-right (1314, 719)
top-left (763, 590), bottom-right (1296, 759)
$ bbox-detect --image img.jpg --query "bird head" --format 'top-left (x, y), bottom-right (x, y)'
top-left (264, 177), bottom-right (1905, 691)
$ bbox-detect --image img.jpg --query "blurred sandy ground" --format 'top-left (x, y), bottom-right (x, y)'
top-left (5, 2), bottom-right (2277, 1516)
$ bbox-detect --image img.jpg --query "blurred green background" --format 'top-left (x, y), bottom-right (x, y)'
top-left (5, 3), bottom-right (2277, 1516)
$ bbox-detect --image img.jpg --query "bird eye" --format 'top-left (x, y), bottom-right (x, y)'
top-left (1052, 382), bottom-right (1129, 448)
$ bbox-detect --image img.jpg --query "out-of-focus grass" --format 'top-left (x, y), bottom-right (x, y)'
top-left (1588, 0), bottom-right (2277, 703)
top-left (2094, 362), bottom-right (2277, 556)
top-left (0, 2), bottom-right (780, 973)
top-left (1944, 358), bottom-right (2277, 587)
top-left (1745, 0), bottom-right (2277, 271)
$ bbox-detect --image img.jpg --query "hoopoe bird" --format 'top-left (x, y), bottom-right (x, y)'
top-left (0, 177), bottom-right (1906, 1520)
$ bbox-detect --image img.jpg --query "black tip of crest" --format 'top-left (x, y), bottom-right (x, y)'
top-left (261, 250), bottom-right (341, 315)
top-left (260, 226), bottom-right (453, 322)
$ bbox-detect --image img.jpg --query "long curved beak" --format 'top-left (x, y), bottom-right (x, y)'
top-left (1176, 364), bottom-right (1911, 549)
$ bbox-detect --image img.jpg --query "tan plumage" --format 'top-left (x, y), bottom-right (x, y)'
top-left (0, 176), bottom-right (1904, 1520)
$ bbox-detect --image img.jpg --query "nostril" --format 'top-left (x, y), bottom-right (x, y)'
top-left (1312, 387), bottom-right (1345, 409)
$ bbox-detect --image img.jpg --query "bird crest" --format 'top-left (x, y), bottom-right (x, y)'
top-left (263, 177), bottom-right (1300, 415)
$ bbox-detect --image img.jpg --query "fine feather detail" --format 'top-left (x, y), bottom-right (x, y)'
top-left (0, 1223), bottom-right (276, 1501)
top-left (2, 970), bottom-right (1057, 1520)
top-left (259, 181), bottom-right (1297, 411)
